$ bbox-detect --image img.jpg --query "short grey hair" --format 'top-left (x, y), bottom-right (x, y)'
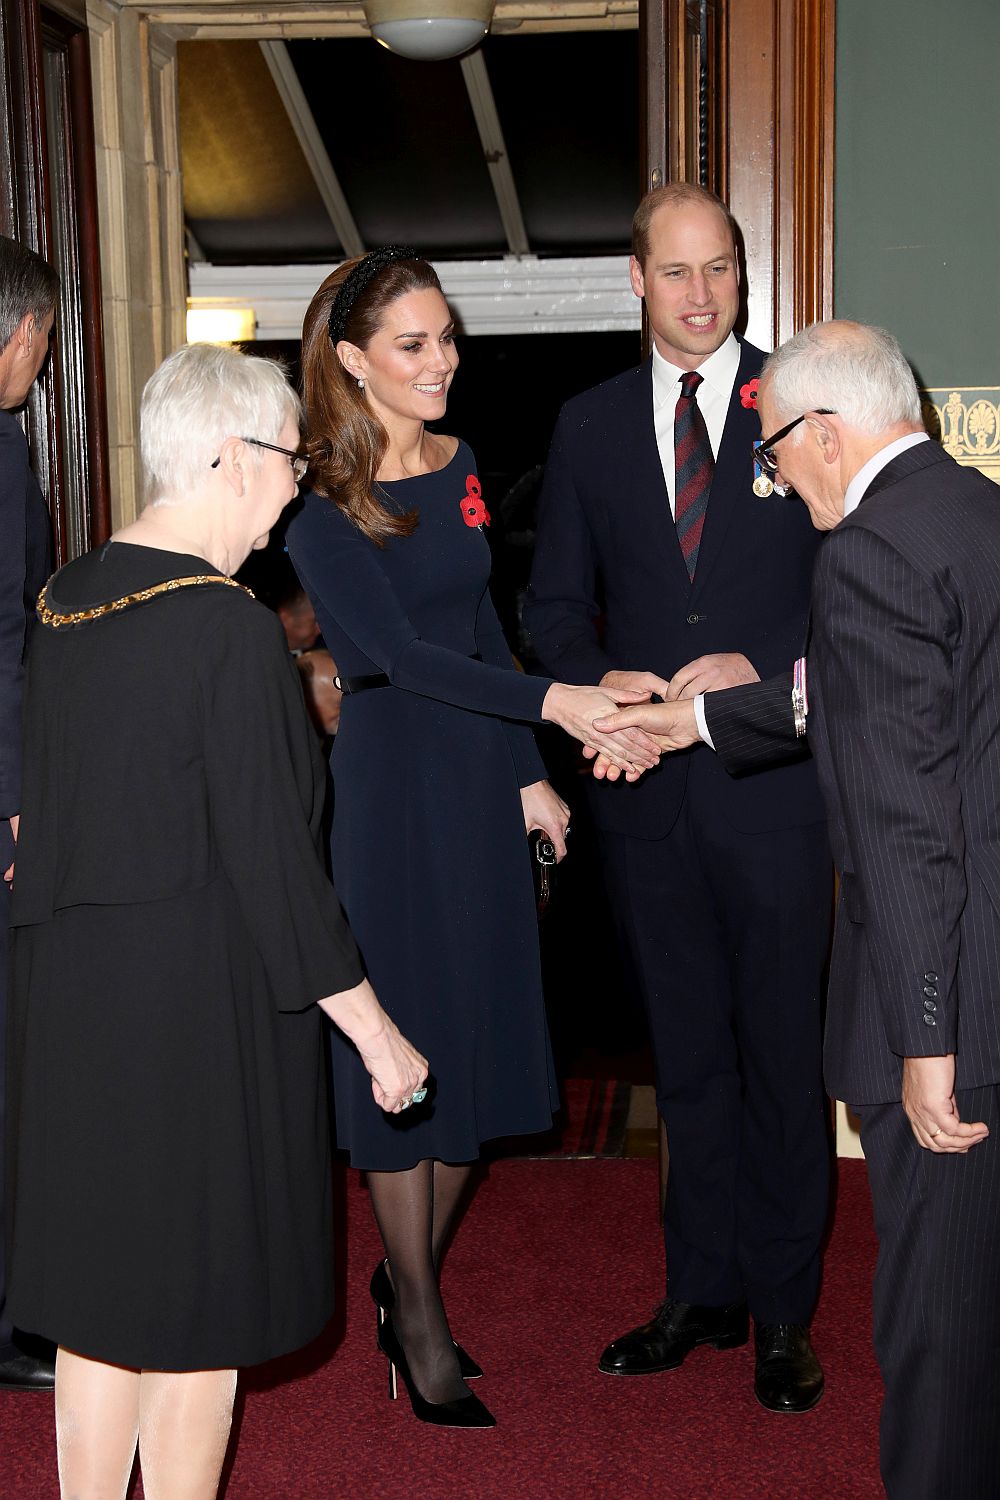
top-left (0, 236), bottom-right (59, 352)
top-left (140, 343), bottom-right (301, 505)
top-left (762, 320), bottom-right (922, 435)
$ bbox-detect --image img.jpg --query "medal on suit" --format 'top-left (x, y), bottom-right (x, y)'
top-left (752, 462), bottom-right (774, 498)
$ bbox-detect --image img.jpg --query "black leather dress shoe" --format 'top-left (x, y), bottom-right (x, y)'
top-left (0, 1349), bottom-right (56, 1391)
top-left (753, 1323), bottom-right (823, 1413)
top-left (599, 1298), bottom-right (749, 1375)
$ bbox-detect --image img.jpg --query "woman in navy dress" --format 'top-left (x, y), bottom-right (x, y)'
top-left (287, 248), bottom-right (658, 1429)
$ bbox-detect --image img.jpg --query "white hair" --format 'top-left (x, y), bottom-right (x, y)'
top-left (762, 321), bottom-right (922, 436)
top-left (140, 343), bottom-right (301, 505)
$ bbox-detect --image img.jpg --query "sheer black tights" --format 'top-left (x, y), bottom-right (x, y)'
top-left (367, 1159), bottom-right (475, 1405)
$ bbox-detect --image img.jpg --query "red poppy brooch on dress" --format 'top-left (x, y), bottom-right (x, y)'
top-left (460, 473), bottom-right (490, 528)
top-left (740, 378), bottom-right (760, 410)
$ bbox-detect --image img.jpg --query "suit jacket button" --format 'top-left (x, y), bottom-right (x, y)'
top-left (924, 971), bottom-right (939, 982)
top-left (686, 612), bottom-right (701, 625)
top-left (923, 985), bottom-right (938, 998)
top-left (924, 999), bottom-right (937, 1012)
top-left (922, 1013), bottom-right (937, 1026)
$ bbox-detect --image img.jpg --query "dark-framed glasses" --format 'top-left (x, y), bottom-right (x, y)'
top-left (211, 437), bottom-right (309, 482)
top-left (752, 410), bottom-right (836, 475)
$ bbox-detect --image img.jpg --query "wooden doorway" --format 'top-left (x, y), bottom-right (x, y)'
top-left (641, 0), bottom-right (835, 350)
top-left (0, 0), bottom-right (111, 562)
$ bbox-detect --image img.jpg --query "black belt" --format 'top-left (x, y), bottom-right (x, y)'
top-left (334, 671), bottom-right (391, 693)
top-left (335, 651), bottom-right (485, 696)
top-left (336, 653), bottom-right (482, 694)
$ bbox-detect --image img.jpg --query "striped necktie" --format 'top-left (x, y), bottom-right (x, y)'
top-left (674, 370), bottom-right (714, 580)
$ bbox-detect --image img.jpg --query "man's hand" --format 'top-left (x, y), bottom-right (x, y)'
top-left (585, 700), bottom-right (701, 781)
top-left (901, 1054), bottom-right (990, 1153)
top-left (666, 653), bottom-right (760, 700)
top-left (599, 669), bottom-right (671, 700)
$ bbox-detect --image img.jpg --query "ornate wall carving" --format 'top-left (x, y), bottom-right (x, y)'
top-left (922, 388), bottom-right (1000, 486)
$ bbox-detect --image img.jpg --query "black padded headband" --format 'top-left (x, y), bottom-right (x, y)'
top-left (327, 244), bottom-right (419, 346)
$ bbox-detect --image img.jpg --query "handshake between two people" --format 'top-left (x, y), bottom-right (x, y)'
top-left (547, 653), bottom-right (760, 784)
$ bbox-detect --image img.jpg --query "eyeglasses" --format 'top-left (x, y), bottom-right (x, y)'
top-left (211, 437), bottom-right (309, 483)
top-left (752, 410), bottom-right (836, 475)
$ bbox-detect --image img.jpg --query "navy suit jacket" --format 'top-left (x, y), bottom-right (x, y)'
top-left (524, 341), bottom-right (826, 838)
top-left (0, 412), bottom-right (51, 820)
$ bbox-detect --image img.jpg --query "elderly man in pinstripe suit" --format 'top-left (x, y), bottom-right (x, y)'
top-left (596, 320), bottom-right (1000, 1500)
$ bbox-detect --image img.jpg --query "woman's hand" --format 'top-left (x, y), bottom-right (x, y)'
top-left (541, 683), bottom-right (661, 775)
top-left (318, 978), bottom-right (428, 1113)
top-left (520, 779), bottom-right (571, 862)
top-left (584, 700), bottom-right (701, 782)
top-left (357, 1016), bottom-right (429, 1115)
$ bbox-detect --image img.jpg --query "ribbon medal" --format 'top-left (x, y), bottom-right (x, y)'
top-left (752, 462), bottom-right (774, 498)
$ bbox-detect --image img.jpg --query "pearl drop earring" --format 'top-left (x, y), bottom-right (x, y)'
top-left (357, 378), bottom-right (365, 391)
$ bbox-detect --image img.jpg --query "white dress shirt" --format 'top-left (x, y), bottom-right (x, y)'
top-left (652, 333), bottom-right (742, 516)
top-left (694, 428), bottom-right (932, 748)
top-left (651, 330), bottom-right (742, 747)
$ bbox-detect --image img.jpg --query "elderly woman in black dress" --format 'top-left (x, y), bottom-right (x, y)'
top-left (5, 342), bottom-right (427, 1499)
top-left (287, 248), bottom-right (658, 1429)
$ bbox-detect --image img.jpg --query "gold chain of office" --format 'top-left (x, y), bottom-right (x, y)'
top-left (36, 574), bottom-right (254, 629)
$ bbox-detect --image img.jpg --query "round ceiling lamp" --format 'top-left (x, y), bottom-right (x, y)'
top-left (365, 0), bottom-right (495, 61)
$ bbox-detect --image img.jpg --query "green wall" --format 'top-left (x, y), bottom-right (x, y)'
top-left (835, 0), bottom-right (1000, 388)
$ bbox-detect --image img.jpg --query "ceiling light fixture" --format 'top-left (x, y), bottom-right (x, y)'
top-left (364, 0), bottom-right (495, 61)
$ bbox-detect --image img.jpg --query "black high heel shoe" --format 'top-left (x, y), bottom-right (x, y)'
top-left (370, 1260), bottom-right (483, 1379)
top-left (377, 1313), bottom-right (496, 1429)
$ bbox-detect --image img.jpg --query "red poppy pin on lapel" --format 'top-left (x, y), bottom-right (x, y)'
top-left (740, 378), bottom-right (760, 410)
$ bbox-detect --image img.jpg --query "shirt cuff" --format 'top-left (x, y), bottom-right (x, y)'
top-left (693, 693), bottom-right (715, 750)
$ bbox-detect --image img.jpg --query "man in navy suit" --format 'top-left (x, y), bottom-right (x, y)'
top-left (0, 236), bottom-right (57, 1392)
top-left (524, 185), bottom-right (832, 1412)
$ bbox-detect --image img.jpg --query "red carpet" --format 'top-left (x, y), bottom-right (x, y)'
top-left (1, 1159), bottom-right (882, 1499)
top-left (506, 1077), bottom-right (633, 1158)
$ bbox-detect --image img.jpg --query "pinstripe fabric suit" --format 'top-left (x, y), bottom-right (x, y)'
top-left (709, 440), bottom-right (1000, 1497)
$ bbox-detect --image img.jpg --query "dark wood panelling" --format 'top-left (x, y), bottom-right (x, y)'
top-left (641, 0), bottom-right (836, 350)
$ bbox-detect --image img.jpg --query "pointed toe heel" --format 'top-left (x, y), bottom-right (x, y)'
top-left (376, 1316), bottom-right (495, 1430)
top-left (370, 1259), bottom-right (483, 1380)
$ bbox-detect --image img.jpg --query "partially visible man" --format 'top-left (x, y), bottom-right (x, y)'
top-left (296, 646), bottom-right (343, 740)
top-left (600, 320), bottom-right (1000, 1499)
top-left (276, 582), bottom-right (321, 655)
top-left (0, 235), bottom-right (57, 1392)
top-left (525, 184), bottom-right (832, 1413)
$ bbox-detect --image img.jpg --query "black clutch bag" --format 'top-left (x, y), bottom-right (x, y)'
top-left (529, 829), bottom-right (557, 917)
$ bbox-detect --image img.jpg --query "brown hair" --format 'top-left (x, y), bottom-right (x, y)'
top-left (631, 183), bottom-right (737, 268)
top-left (301, 255), bottom-right (443, 545)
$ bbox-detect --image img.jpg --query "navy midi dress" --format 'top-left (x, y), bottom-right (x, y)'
top-left (287, 441), bottom-right (559, 1169)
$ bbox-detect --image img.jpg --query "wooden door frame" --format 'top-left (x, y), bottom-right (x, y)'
top-left (641, 0), bottom-right (835, 351)
top-left (0, 0), bottom-right (112, 559)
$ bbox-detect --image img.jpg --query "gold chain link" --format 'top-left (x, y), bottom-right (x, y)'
top-left (36, 574), bottom-right (255, 629)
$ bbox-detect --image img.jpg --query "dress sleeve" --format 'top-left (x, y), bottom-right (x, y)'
top-left (289, 503), bottom-right (550, 724)
top-left (200, 597), bottom-right (364, 1012)
top-left (473, 587), bottom-right (549, 788)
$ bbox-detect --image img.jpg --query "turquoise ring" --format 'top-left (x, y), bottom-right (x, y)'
top-left (412, 1086), bottom-right (428, 1105)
